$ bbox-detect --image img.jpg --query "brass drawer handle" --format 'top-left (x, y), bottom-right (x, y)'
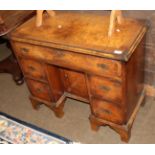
top-left (36, 88), bottom-right (44, 93)
top-left (100, 109), bottom-right (112, 115)
top-left (21, 48), bottom-right (29, 53)
top-left (97, 63), bottom-right (108, 70)
top-left (55, 50), bottom-right (65, 57)
top-left (99, 85), bottom-right (110, 92)
top-left (28, 66), bottom-right (36, 72)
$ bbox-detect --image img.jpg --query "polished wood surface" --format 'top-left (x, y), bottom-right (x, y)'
top-left (10, 11), bottom-right (147, 142)
top-left (91, 98), bottom-right (125, 124)
top-left (19, 58), bottom-right (47, 82)
top-left (26, 79), bottom-right (52, 102)
top-left (11, 12), bottom-right (146, 61)
top-left (35, 10), bottom-right (123, 37)
top-left (125, 37), bottom-right (145, 121)
top-left (60, 69), bottom-right (89, 99)
top-left (88, 75), bottom-right (122, 103)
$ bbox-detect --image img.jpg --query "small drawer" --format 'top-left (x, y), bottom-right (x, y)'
top-left (91, 98), bottom-right (126, 124)
top-left (12, 42), bottom-right (122, 80)
top-left (26, 79), bottom-right (52, 102)
top-left (19, 58), bottom-right (47, 82)
top-left (13, 42), bottom-right (45, 60)
top-left (88, 75), bottom-right (122, 103)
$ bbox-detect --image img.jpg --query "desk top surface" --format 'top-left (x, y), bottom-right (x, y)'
top-left (11, 11), bottom-right (147, 61)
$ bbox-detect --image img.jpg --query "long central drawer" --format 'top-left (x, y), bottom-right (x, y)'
top-left (12, 41), bottom-right (122, 80)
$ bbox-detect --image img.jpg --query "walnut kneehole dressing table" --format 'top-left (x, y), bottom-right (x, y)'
top-left (10, 11), bottom-right (147, 142)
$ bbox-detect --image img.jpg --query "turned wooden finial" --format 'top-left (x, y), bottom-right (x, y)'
top-left (36, 10), bottom-right (55, 27)
top-left (108, 10), bottom-right (123, 37)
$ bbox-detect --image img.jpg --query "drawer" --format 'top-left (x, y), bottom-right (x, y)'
top-left (88, 75), bottom-right (122, 103)
top-left (26, 79), bottom-right (52, 102)
top-left (12, 42), bottom-right (122, 80)
top-left (91, 98), bottom-right (126, 124)
top-left (19, 58), bottom-right (47, 82)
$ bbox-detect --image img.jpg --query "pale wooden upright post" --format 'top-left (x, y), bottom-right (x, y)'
top-left (108, 10), bottom-right (123, 37)
top-left (36, 10), bottom-right (44, 27)
top-left (36, 10), bottom-right (55, 27)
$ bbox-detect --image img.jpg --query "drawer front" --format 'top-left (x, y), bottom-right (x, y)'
top-left (13, 42), bottom-right (122, 80)
top-left (26, 79), bottom-right (52, 102)
top-left (91, 99), bottom-right (126, 124)
top-left (19, 58), bottom-right (47, 82)
top-left (88, 76), bottom-right (122, 103)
